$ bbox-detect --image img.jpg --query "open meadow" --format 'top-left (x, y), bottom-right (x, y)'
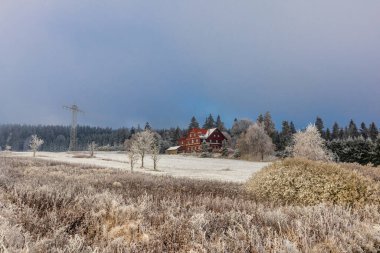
top-left (9, 152), bottom-right (269, 183)
top-left (1, 157), bottom-right (380, 252)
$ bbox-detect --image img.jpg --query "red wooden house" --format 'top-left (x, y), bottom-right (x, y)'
top-left (178, 128), bottom-right (227, 153)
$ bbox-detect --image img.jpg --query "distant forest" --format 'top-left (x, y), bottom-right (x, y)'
top-left (0, 113), bottom-right (379, 165)
top-left (0, 124), bottom-right (185, 153)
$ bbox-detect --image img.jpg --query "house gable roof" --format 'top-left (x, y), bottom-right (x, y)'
top-left (166, 146), bottom-right (181, 151)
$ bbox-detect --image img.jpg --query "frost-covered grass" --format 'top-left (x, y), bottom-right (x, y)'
top-left (246, 158), bottom-right (380, 207)
top-left (1, 157), bottom-right (380, 252)
top-left (10, 151), bottom-right (269, 182)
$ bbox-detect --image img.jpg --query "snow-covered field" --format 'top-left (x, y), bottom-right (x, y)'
top-left (8, 151), bottom-right (270, 183)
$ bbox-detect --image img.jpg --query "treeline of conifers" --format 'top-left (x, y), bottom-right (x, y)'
top-left (0, 113), bottom-right (379, 165)
top-left (0, 124), bottom-right (186, 153)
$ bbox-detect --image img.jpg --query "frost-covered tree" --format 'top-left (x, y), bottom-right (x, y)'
top-left (29, 135), bottom-right (44, 157)
top-left (88, 141), bottom-right (97, 158)
top-left (124, 139), bottom-right (139, 172)
top-left (151, 135), bottom-right (161, 171)
top-left (327, 137), bottom-right (375, 165)
top-left (132, 130), bottom-right (155, 168)
top-left (231, 119), bottom-right (254, 136)
top-left (289, 124), bottom-right (333, 161)
top-left (230, 119), bottom-right (254, 148)
top-left (237, 123), bottom-right (274, 161)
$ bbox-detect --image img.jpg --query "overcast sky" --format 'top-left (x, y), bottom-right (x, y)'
top-left (0, 1), bottom-right (379, 129)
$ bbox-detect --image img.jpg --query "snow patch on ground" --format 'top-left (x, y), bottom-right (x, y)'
top-left (9, 151), bottom-right (270, 183)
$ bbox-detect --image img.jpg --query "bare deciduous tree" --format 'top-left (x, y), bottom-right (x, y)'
top-left (237, 123), bottom-right (274, 161)
top-left (29, 135), bottom-right (44, 157)
top-left (288, 124), bottom-right (333, 161)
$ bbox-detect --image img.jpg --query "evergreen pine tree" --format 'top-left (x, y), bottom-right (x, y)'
top-left (290, 121), bottom-right (296, 134)
top-left (221, 140), bottom-right (228, 157)
top-left (144, 122), bottom-right (151, 130)
top-left (374, 138), bottom-right (380, 166)
top-left (216, 115), bottom-right (225, 131)
top-left (360, 122), bottom-right (368, 139)
top-left (315, 116), bottom-right (324, 137)
top-left (257, 114), bottom-right (264, 124)
top-left (263, 112), bottom-right (276, 139)
top-left (369, 122), bottom-right (379, 141)
top-left (325, 128), bottom-right (331, 141)
top-left (200, 140), bottom-right (210, 158)
top-left (279, 121), bottom-right (292, 150)
top-left (339, 128), bottom-right (345, 139)
top-left (188, 116), bottom-right (200, 130)
top-left (203, 114), bottom-right (215, 129)
top-left (331, 122), bottom-right (340, 140)
top-left (172, 127), bottom-right (182, 144)
top-left (348, 119), bottom-right (359, 138)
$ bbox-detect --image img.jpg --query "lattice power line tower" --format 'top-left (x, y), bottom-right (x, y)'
top-left (63, 104), bottom-right (84, 151)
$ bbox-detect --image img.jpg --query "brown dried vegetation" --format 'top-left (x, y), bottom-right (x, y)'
top-left (0, 157), bottom-right (380, 252)
top-left (246, 158), bottom-right (380, 207)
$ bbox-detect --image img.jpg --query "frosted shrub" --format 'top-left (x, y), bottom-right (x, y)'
top-left (245, 158), bottom-right (380, 206)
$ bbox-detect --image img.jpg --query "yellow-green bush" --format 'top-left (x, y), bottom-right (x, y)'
top-left (245, 158), bottom-right (380, 207)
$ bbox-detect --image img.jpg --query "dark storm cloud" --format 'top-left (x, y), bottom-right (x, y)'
top-left (0, 1), bottom-right (379, 129)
